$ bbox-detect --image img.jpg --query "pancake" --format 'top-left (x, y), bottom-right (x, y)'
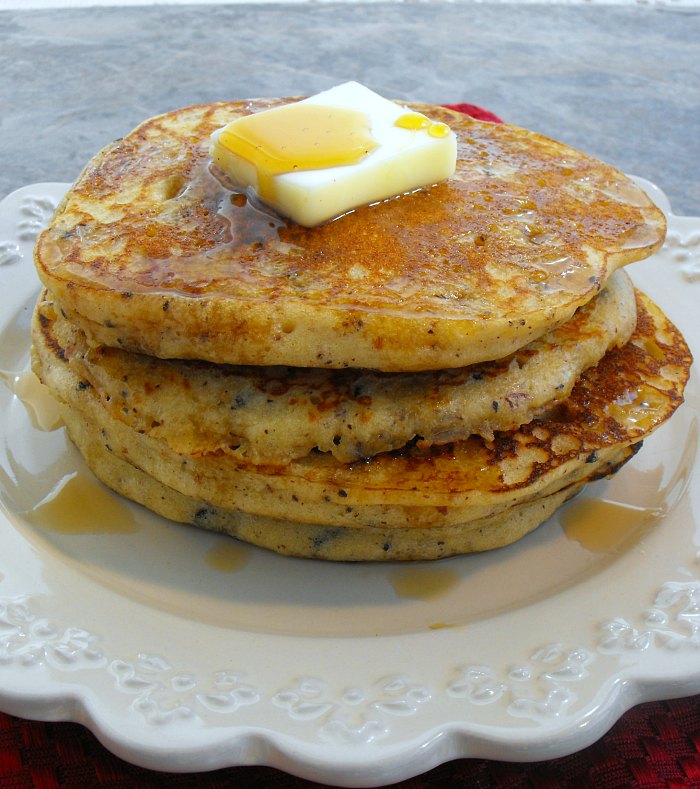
top-left (32, 288), bottom-right (691, 554)
top-left (34, 100), bottom-right (666, 372)
top-left (34, 269), bottom-right (637, 465)
top-left (54, 415), bottom-right (635, 561)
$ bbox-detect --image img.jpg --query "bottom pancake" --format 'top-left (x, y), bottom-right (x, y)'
top-left (59, 401), bottom-right (637, 560)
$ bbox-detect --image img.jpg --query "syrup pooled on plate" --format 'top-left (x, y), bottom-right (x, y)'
top-left (24, 470), bottom-right (139, 535)
top-left (560, 497), bottom-right (660, 553)
top-left (0, 369), bottom-right (63, 432)
top-left (391, 565), bottom-right (461, 601)
top-left (205, 539), bottom-right (251, 573)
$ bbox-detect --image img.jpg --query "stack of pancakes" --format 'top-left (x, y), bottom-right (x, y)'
top-left (31, 100), bottom-right (692, 560)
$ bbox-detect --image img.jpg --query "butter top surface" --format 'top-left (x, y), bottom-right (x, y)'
top-left (210, 81), bottom-right (457, 226)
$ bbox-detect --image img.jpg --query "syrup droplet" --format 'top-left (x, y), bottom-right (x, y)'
top-left (395, 112), bottom-right (451, 138)
top-left (205, 539), bottom-right (251, 573)
top-left (560, 497), bottom-right (658, 553)
top-left (395, 112), bottom-right (431, 131)
top-left (428, 122), bottom-right (451, 139)
top-left (23, 471), bottom-right (139, 535)
top-left (391, 566), bottom-right (461, 601)
top-left (0, 369), bottom-right (63, 431)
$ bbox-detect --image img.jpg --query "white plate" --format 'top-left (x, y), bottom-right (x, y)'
top-left (0, 180), bottom-right (698, 787)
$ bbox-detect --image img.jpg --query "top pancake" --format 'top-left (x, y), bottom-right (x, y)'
top-left (35, 100), bottom-right (666, 371)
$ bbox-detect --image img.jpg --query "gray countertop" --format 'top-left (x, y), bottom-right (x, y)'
top-left (1, 3), bottom-right (699, 217)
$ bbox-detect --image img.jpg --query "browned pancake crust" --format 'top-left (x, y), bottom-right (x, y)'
top-left (35, 101), bottom-right (666, 371)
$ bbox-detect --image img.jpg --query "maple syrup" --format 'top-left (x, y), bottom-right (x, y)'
top-left (0, 369), bottom-right (63, 431)
top-left (609, 384), bottom-right (669, 434)
top-left (205, 539), bottom-right (251, 572)
top-left (560, 497), bottom-right (658, 552)
top-left (395, 112), bottom-right (451, 138)
top-left (391, 565), bottom-right (461, 601)
top-left (24, 471), bottom-right (139, 535)
top-left (217, 103), bottom-right (378, 205)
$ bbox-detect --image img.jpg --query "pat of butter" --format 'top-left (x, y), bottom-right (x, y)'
top-left (210, 81), bottom-right (457, 227)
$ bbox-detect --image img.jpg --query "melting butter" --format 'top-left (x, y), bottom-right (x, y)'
top-left (24, 471), bottom-right (139, 535)
top-left (217, 103), bottom-right (378, 204)
top-left (210, 81), bottom-right (457, 227)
